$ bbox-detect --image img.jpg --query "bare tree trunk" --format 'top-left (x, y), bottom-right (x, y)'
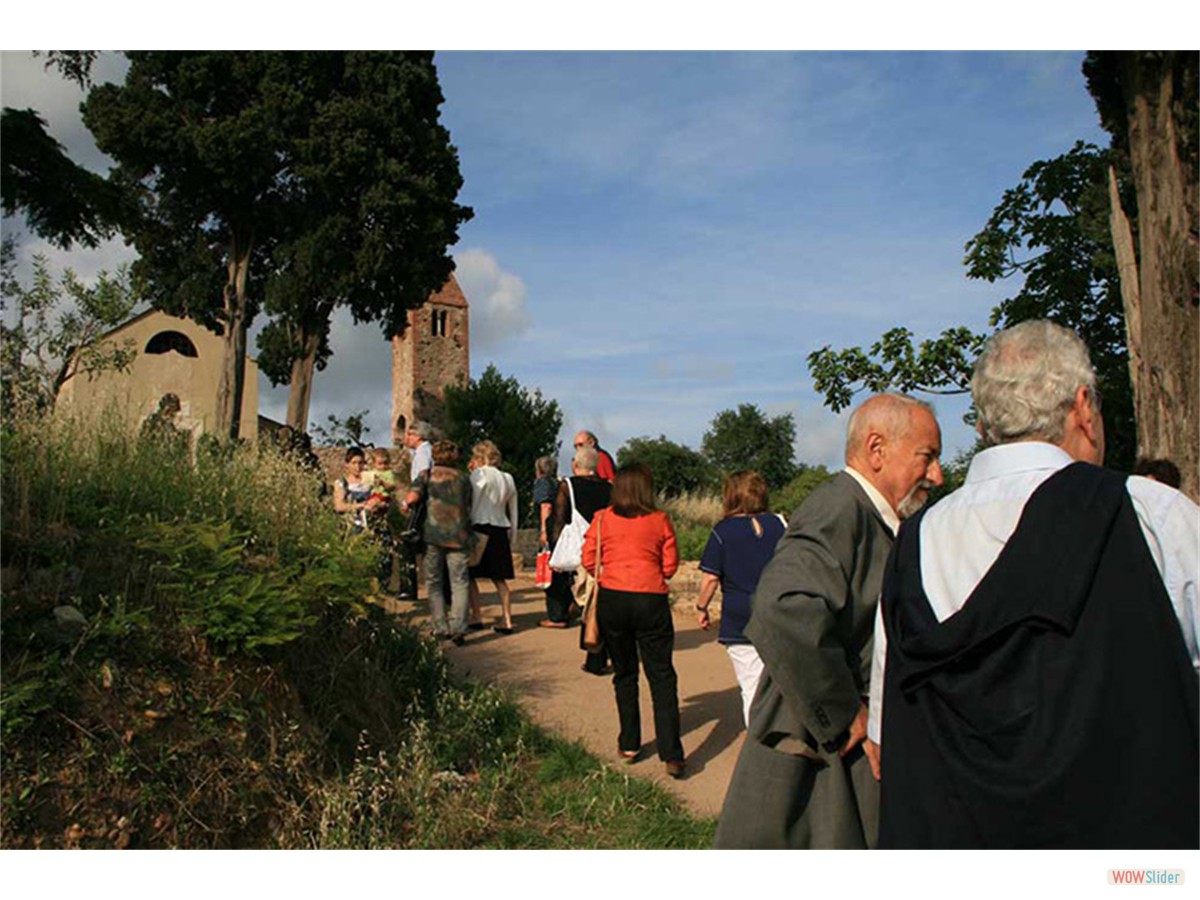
top-left (215, 230), bottom-right (253, 441)
top-left (1118, 52), bottom-right (1199, 500)
top-left (1108, 165), bottom-right (1145, 439)
top-left (285, 329), bottom-right (320, 432)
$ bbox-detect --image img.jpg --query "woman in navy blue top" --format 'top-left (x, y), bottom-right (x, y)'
top-left (697, 471), bottom-right (786, 727)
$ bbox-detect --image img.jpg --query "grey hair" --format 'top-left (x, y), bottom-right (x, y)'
top-left (844, 393), bottom-right (936, 463)
top-left (972, 320), bottom-right (1097, 446)
top-left (535, 455), bottom-right (557, 478)
top-left (409, 420), bottom-right (433, 440)
top-left (573, 445), bottom-right (599, 472)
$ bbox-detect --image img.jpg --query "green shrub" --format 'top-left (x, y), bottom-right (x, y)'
top-left (771, 465), bottom-right (834, 518)
top-left (1, 407), bottom-right (715, 849)
top-left (674, 523), bottom-right (711, 562)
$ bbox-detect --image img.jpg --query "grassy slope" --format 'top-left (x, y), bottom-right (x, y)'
top-left (0, 410), bottom-right (713, 849)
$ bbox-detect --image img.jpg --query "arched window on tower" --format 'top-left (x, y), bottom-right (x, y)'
top-left (439, 310), bottom-right (448, 336)
top-left (145, 331), bottom-right (199, 358)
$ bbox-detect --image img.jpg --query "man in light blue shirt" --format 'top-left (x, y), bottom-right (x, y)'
top-left (405, 420), bottom-right (433, 483)
top-left (868, 321), bottom-right (1198, 755)
top-left (868, 320), bottom-right (1198, 848)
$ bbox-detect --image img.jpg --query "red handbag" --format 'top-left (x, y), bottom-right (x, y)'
top-left (535, 545), bottom-right (553, 588)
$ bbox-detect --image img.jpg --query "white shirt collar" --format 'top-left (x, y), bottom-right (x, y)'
top-left (965, 441), bottom-right (1074, 484)
top-left (843, 465), bottom-right (900, 536)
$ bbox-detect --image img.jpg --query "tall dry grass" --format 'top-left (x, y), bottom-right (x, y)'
top-left (660, 490), bottom-right (723, 529)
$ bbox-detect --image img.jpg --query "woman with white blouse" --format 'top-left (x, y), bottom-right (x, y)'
top-left (467, 440), bottom-right (519, 633)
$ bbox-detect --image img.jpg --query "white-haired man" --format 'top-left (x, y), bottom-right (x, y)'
top-left (874, 320), bottom-right (1198, 848)
top-left (713, 392), bottom-right (943, 849)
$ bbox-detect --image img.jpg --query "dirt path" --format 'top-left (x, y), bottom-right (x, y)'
top-left (387, 574), bottom-right (744, 818)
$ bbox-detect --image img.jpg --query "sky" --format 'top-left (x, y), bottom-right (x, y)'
top-left (0, 47), bottom-right (1113, 471)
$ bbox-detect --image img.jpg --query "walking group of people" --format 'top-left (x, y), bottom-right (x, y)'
top-left (325, 319), bottom-right (1197, 848)
top-left (334, 422), bottom-right (522, 644)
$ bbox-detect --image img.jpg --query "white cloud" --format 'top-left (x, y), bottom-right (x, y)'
top-left (452, 248), bottom-right (530, 349)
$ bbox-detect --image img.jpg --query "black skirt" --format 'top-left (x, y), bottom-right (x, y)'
top-left (468, 523), bottom-right (515, 580)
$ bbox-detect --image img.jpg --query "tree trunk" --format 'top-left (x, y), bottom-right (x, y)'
top-left (1118, 52), bottom-right (1199, 500)
top-left (285, 329), bottom-right (321, 432)
top-left (215, 230), bottom-right (253, 441)
top-left (1108, 164), bottom-right (1144, 441)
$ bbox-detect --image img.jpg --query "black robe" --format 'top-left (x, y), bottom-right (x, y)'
top-left (878, 462), bottom-right (1199, 849)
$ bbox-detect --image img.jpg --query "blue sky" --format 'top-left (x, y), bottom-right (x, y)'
top-left (1, 50), bottom-right (1111, 469)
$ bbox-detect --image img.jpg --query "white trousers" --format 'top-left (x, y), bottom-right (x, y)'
top-left (725, 643), bottom-right (764, 728)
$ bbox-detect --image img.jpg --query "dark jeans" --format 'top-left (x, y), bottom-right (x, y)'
top-left (597, 588), bottom-right (683, 763)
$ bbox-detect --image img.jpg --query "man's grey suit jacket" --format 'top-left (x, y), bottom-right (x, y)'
top-left (713, 470), bottom-right (895, 849)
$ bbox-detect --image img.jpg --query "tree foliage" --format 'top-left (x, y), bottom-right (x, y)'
top-left (701, 403), bottom-right (798, 489)
top-left (83, 52), bottom-right (471, 439)
top-left (83, 52), bottom-right (305, 439)
top-left (807, 140), bottom-right (1137, 471)
top-left (1, 52), bottom-right (120, 251)
top-left (0, 238), bottom-right (140, 416)
top-left (253, 53), bottom-right (471, 430)
top-left (770, 465), bottom-right (834, 518)
top-left (1, 108), bottom-right (127, 250)
top-left (617, 435), bottom-right (717, 498)
top-left (809, 326), bottom-right (985, 411)
top-left (311, 409), bottom-right (372, 449)
top-left (443, 364), bottom-right (563, 525)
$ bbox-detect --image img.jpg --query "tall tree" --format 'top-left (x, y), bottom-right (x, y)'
top-left (254, 52), bottom-right (471, 431)
top-left (701, 403), bottom-right (798, 489)
top-left (617, 435), bottom-right (717, 498)
top-left (1084, 51), bottom-right (1199, 499)
top-left (83, 53), bottom-right (308, 440)
top-left (808, 141), bottom-right (1138, 472)
top-left (443, 364), bottom-right (563, 524)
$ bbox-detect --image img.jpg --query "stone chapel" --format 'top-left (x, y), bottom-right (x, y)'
top-left (390, 273), bottom-right (470, 446)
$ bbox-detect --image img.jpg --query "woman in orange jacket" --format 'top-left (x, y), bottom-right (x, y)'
top-left (582, 463), bottom-right (685, 778)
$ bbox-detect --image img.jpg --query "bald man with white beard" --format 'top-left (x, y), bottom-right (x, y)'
top-left (713, 393), bottom-right (943, 849)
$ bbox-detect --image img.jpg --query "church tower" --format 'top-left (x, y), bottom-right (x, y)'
top-left (391, 273), bottom-right (470, 445)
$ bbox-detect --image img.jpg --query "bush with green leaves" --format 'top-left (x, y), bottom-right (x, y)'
top-left (617, 435), bottom-right (717, 498)
top-left (770, 465), bottom-right (834, 519)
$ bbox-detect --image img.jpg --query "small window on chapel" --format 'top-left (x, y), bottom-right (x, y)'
top-left (145, 331), bottom-right (199, 357)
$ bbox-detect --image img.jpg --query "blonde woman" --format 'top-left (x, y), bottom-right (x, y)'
top-left (468, 440), bottom-right (519, 633)
top-left (696, 471), bottom-right (787, 728)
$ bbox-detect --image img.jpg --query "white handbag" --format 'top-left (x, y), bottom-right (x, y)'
top-left (548, 478), bottom-right (591, 572)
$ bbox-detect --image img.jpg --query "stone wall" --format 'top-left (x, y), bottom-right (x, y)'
top-left (508, 530), bottom-right (717, 616)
